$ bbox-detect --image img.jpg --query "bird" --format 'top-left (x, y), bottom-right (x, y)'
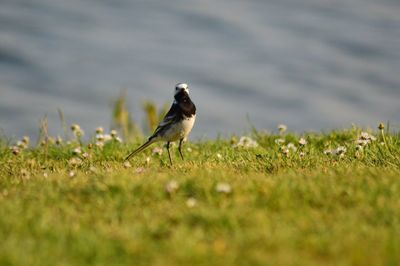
top-left (125, 83), bottom-right (196, 165)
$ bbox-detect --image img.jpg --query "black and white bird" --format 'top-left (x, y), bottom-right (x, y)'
top-left (125, 83), bottom-right (196, 164)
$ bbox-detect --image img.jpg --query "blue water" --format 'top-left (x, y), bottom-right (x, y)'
top-left (1, 0), bottom-right (400, 140)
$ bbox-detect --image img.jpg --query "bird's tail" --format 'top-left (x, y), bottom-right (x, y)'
top-left (125, 139), bottom-right (155, 161)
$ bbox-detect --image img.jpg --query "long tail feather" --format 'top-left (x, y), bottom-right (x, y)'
top-left (125, 139), bottom-right (154, 161)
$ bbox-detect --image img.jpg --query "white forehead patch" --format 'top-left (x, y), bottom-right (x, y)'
top-left (174, 83), bottom-right (189, 95)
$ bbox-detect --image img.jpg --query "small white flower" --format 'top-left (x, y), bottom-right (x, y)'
top-left (356, 139), bottom-right (369, 146)
top-left (323, 149), bottom-right (332, 155)
top-left (334, 146), bottom-right (347, 155)
top-left (298, 138), bottom-right (307, 146)
top-left (82, 152), bottom-right (89, 159)
top-left (103, 134), bottom-right (112, 142)
top-left (11, 146), bottom-right (20, 155)
top-left (186, 198), bottom-right (197, 208)
top-left (56, 136), bottom-right (63, 145)
top-left (299, 152), bottom-right (305, 157)
top-left (355, 145), bottom-right (363, 151)
top-left (186, 147), bottom-right (192, 152)
top-left (145, 157), bottom-right (151, 164)
top-left (114, 136), bottom-right (122, 143)
top-left (69, 171), bottom-right (76, 177)
top-left (71, 124), bottom-right (81, 132)
top-left (43, 172), bottom-right (48, 178)
top-left (233, 136), bottom-right (258, 148)
top-left (22, 136), bottom-right (30, 145)
top-left (216, 153), bottom-right (223, 159)
top-left (274, 138), bottom-right (285, 145)
top-left (95, 127), bottom-right (104, 134)
top-left (152, 147), bottom-right (163, 156)
top-left (110, 130), bottom-right (118, 138)
top-left (165, 180), bottom-right (179, 194)
top-left (278, 124), bottom-right (287, 133)
top-left (287, 143), bottom-right (297, 152)
top-left (95, 141), bottom-right (104, 148)
top-left (281, 148), bottom-right (290, 156)
top-left (123, 161), bottom-right (132, 168)
top-left (71, 124), bottom-right (84, 137)
top-left (216, 182), bottom-right (232, 194)
top-left (360, 132), bottom-right (376, 141)
top-left (72, 147), bottom-right (82, 155)
top-left (16, 141), bottom-right (27, 149)
top-left (69, 157), bottom-right (82, 167)
top-left (96, 134), bottom-right (105, 141)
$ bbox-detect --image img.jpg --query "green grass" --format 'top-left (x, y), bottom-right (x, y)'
top-left (0, 127), bottom-right (399, 266)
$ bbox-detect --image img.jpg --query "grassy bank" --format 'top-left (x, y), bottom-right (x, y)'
top-left (0, 126), bottom-right (399, 266)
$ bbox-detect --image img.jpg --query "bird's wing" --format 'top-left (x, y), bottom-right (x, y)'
top-left (150, 103), bottom-right (180, 138)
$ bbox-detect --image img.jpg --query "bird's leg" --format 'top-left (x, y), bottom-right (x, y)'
top-left (166, 142), bottom-right (173, 165)
top-left (178, 139), bottom-right (184, 160)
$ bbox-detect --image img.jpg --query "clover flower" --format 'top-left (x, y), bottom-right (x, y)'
top-left (95, 141), bottom-right (104, 148)
top-left (281, 147), bottom-right (290, 156)
top-left (72, 147), bottom-right (82, 155)
top-left (110, 130), bottom-right (118, 138)
top-left (96, 134), bottom-right (105, 142)
top-left (216, 182), bottom-right (232, 194)
top-left (95, 127), bottom-right (104, 134)
top-left (334, 146), bottom-right (347, 156)
top-left (298, 138), bottom-right (307, 146)
top-left (103, 134), bottom-right (112, 142)
top-left (22, 136), bottom-right (30, 146)
top-left (324, 146), bottom-right (346, 157)
top-left (123, 161), bottom-right (132, 168)
top-left (355, 132), bottom-right (376, 147)
top-left (55, 136), bottom-right (63, 145)
top-left (71, 124), bottom-right (84, 138)
top-left (359, 132), bottom-right (376, 141)
top-left (233, 136), bottom-right (258, 148)
top-left (10, 146), bottom-right (20, 155)
top-left (275, 138), bottom-right (285, 145)
top-left (186, 198), bottom-right (197, 208)
top-left (165, 180), bottom-right (179, 194)
top-left (68, 157), bottom-right (82, 167)
top-left (278, 124), bottom-right (287, 134)
top-left (287, 143), bottom-right (297, 152)
top-left (16, 141), bottom-right (27, 149)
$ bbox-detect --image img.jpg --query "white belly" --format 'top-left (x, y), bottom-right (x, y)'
top-left (163, 115), bottom-right (196, 142)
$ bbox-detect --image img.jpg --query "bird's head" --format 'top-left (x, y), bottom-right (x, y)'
top-left (174, 83), bottom-right (189, 96)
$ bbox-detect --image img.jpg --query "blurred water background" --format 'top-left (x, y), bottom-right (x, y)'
top-left (1, 0), bottom-right (399, 140)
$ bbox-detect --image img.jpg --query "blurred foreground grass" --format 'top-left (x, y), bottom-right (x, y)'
top-left (0, 123), bottom-right (399, 266)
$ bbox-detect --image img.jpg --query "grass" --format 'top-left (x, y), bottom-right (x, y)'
top-left (0, 124), bottom-right (399, 266)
